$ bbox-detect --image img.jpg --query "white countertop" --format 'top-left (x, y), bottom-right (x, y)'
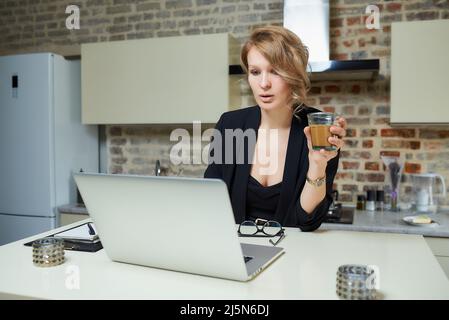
top-left (1, 219), bottom-right (449, 300)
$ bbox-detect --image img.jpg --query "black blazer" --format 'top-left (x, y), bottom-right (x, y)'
top-left (204, 105), bottom-right (340, 231)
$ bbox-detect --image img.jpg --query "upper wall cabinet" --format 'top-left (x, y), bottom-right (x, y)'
top-left (81, 33), bottom-right (241, 124)
top-left (391, 19), bottom-right (449, 124)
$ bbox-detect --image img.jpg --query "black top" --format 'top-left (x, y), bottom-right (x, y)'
top-left (204, 105), bottom-right (340, 231)
top-left (246, 175), bottom-right (282, 222)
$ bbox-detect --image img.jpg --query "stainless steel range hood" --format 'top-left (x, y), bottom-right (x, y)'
top-left (230, 0), bottom-right (379, 81)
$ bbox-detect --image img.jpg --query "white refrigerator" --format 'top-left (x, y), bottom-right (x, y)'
top-left (0, 53), bottom-right (99, 246)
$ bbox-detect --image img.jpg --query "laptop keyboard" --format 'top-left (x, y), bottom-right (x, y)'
top-left (244, 256), bottom-right (253, 263)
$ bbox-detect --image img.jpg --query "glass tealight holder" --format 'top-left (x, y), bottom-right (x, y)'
top-left (32, 237), bottom-right (65, 267)
top-left (336, 264), bottom-right (378, 300)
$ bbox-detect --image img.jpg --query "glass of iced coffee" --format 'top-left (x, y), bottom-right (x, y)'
top-left (307, 112), bottom-right (337, 151)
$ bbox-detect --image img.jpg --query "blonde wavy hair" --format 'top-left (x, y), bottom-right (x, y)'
top-left (240, 26), bottom-right (311, 115)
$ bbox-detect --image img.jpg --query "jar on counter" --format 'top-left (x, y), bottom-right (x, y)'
top-left (376, 190), bottom-right (385, 211)
top-left (366, 190), bottom-right (376, 211)
top-left (356, 195), bottom-right (366, 210)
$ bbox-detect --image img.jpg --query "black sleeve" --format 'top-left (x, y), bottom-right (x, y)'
top-left (296, 151), bottom-right (340, 232)
top-left (204, 115), bottom-right (225, 179)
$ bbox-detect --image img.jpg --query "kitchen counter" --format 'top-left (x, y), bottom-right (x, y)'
top-left (0, 219), bottom-right (448, 299)
top-left (60, 204), bottom-right (449, 238)
top-left (58, 204), bottom-right (88, 215)
top-left (321, 208), bottom-right (449, 238)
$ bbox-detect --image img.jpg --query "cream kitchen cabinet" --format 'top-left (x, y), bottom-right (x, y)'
top-left (425, 236), bottom-right (449, 279)
top-left (391, 19), bottom-right (449, 124)
top-left (59, 212), bottom-right (88, 227)
top-left (81, 33), bottom-right (241, 124)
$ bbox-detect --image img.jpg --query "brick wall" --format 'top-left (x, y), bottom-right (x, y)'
top-left (1, 0), bottom-right (449, 205)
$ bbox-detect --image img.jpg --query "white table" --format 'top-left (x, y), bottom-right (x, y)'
top-left (1, 219), bottom-right (448, 299)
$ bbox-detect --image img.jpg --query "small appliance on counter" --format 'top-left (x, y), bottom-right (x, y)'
top-left (410, 173), bottom-right (446, 213)
top-left (324, 190), bottom-right (354, 224)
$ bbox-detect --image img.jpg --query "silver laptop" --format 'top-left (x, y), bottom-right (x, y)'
top-left (73, 173), bottom-right (284, 281)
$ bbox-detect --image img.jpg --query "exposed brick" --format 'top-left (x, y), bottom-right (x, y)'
top-left (342, 105), bottom-right (355, 115)
top-left (358, 106), bottom-right (372, 116)
top-left (261, 11), bottom-right (282, 21)
top-left (351, 51), bottom-right (368, 60)
top-left (344, 139), bottom-right (359, 148)
top-left (36, 14), bottom-right (54, 22)
top-left (365, 162), bottom-right (379, 171)
top-left (106, 5), bottom-right (132, 15)
top-left (386, 3), bottom-right (402, 12)
top-left (330, 18), bottom-right (343, 27)
top-left (111, 138), bottom-right (127, 146)
top-left (380, 129), bottom-right (415, 138)
top-left (173, 9), bottom-right (195, 17)
top-left (309, 86), bottom-right (321, 94)
top-left (110, 166), bottom-right (123, 174)
top-left (335, 172), bottom-right (354, 180)
top-left (343, 39), bottom-right (355, 48)
top-left (331, 29), bottom-right (341, 37)
top-left (237, 4), bottom-right (250, 12)
top-left (380, 151), bottom-right (400, 157)
top-left (423, 141), bottom-right (446, 150)
top-left (346, 128), bottom-right (357, 137)
top-left (111, 157), bottom-right (127, 165)
top-left (340, 150), bottom-right (351, 158)
top-left (322, 106), bottom-right (335, 113)
top-left (325, 85), bottom-right (341, 93)
top-left (356, 173), bottom-right (365, 182)
top-left (110, 146), bottom-right (123, 155)
top-left (366, 173), bottom-right (385, 183)
top-left (353, 151), bottom-right (371, 159)
top-left (108, 24), bottom-right (132, 33)
top-left (374, 118), bottom-right (390, 125)
top-left (381, 140), bottom-right (421, 150)
top-left (376, 106), bottom-right (390, 115)
top-left (419, 129), bottom-right (449, 139)
top-left (404, 162), bottom-right (422, 174)
top-left (351, 85), bottom-right (361, 94)
top-left (157, 30), bottom-right (181, 37)
top-left (330, 53), bottom-right (349, 60)
top-left (346, 16), bottom-right (361, 26)
top-left (109, 127), bottom-right (122, 136)
top-left (358, 38), bottom-right (366, 48)
top-left (342, 184), bottom-right (359, 192)
top-left (253, 3), bottom-right (266, 10)
top-left (339, 193), bottom-right (354, 202)
top-left (156, 11), bottom-right (171, 18)
top-left (221, 5), bottom-right (236, 14)
top-left (196, 0), bottom-right (217, 6)
top-left (319, 97), bottom-right (332, 105)
top-left (361, 129), bottom-right (377, 137)
top-left (166, 0), bottom-right (192, 10)
top-left (135, 22), bottom-right (161, 31)
top-left (342, 161), bottom-right (360, 170)
top-left (346, 118), bottom-right (370, 125)
top-left (238, 13), bottom-right (259, 23)
top-left (406, 11), bottom-right (438, 21)
top-left (362, 140), bottom-right (373, 148)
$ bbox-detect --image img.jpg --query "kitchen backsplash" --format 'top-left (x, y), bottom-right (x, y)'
top-left (2, 0), bottom-right (449, 204)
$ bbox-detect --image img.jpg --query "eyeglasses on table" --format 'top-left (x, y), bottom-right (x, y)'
top-left (238, 219), bottom-right (285, 246)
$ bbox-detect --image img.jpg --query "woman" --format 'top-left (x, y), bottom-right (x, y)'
top-left (204, 26), bottom-right (347, 231)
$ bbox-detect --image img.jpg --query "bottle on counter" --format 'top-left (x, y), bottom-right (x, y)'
top-left (366, 190), bottom-right (376, 211)
top-left (376, 190), bottom-right (385, 211)
top-left (356, 195), bottom-right (366, 210)
top-left (76, 168), bottom-right (85, 206)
